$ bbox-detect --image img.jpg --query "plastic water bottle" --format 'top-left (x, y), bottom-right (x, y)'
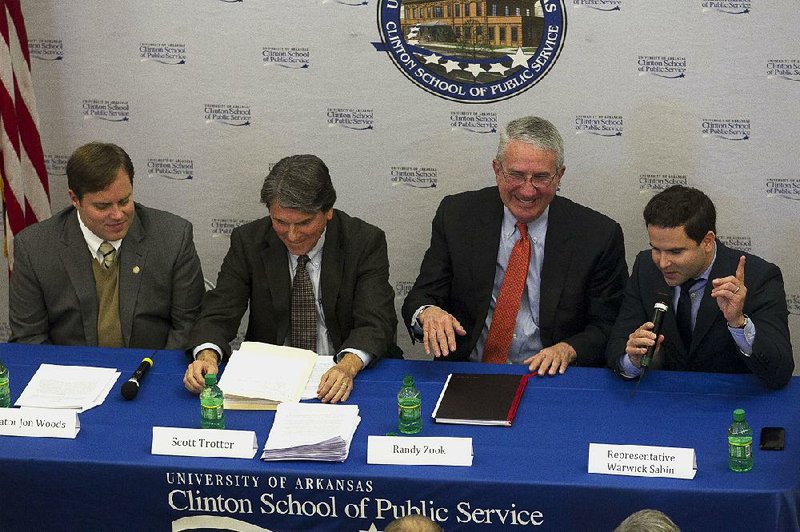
top-left (0, 360), bottom-right (9, 408)
top-left (728, 408), bottom-right (753, 472)
top-left (398, 374), bottom-right (421, 434)
top-left (200, 373), bottom-right (225, 429)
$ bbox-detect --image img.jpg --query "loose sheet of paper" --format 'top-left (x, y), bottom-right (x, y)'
top-left (219, 342), bottom-right (316, 404)
top-left (15, 364), bottom-right (120, 412)
top-left (301, 356), bottom-right (335, 400)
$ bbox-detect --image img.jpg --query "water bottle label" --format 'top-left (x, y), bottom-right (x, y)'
top-left (728, 442), bottom-right (752, 459)
top-left (202, 405), bottom-right (223, 420)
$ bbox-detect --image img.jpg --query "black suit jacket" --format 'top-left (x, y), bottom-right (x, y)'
top-left (606, 240), bottom-right (794, 389)
top-left (401, 187), bottom-right (628, 365)
top-left (188, 209), bottom-right (398, 363)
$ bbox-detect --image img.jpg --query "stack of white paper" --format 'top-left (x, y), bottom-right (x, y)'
top-left (218, 342), bottom-right (318, 410)
top-left (15, 364), bottom-right (120, 413)
top-left (261, 403), bottom-right (361, 462)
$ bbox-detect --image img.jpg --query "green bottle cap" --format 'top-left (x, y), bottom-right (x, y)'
top-left (402, 374), bottom-right (414, 386)
top-left (205, 373), bottom-right (217, 386)
top-left (733, 408), bottom-right (745, 421)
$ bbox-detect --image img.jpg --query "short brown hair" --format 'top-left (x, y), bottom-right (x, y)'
top-left (67, 142), bottom-right (134, 200)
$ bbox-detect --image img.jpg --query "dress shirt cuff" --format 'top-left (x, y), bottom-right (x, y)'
top-left (336, 348), bottom-right (372, 368)
top-left (409, 305), bottom-right (432, 339)
top-left (728, 315), bottom-right (755, 356)
top-left (620, 354), bottom-right (642, 378)
top-left (193, 343), bottom-right (222, 363)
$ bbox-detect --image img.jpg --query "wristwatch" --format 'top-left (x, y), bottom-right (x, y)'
top-left (728, 315), bottom-right (749, 329)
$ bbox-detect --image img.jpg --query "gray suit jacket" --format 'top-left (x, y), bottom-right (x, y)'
top-left (402, 188), bottom-right (628, 365)
top-left (188, 209), bottom-right (398, 363)
top-left (9, 203), bottom-right (205, 350)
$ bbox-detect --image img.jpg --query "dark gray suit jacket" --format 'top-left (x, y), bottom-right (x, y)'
top-left (188, 209), bottom-right (398, 363)
top-left (606, 240), bottom-right (794, 389)
top-left (402, 187), bottom-right (628, 365)
top-left (9, 204), bottom-right (205, 350)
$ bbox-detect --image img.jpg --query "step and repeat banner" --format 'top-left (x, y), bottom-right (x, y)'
top-left (3, 0), bottom-right (799, 366)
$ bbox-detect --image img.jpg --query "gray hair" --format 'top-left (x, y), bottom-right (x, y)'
top-left (496, 116), bottom-right (565, 169)
top-left (384, 514), bottom-right (443, 532)
top-left (260, 154), bottom-right (337, 213)
top-left (614, 509), bottom-right (680, 532)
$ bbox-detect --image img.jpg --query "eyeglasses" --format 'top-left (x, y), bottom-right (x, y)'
top-left (497, 161), bottom-right (559, 189)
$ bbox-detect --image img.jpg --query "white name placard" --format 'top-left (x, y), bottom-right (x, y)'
top-left (588, 443), bottom-right (697, 480)
top-left (152, 427), bottom-right (258, 459)
top-left (0, 407), bottom-right (80, 439)
top-left (367, 436), bottom-right (473, 466)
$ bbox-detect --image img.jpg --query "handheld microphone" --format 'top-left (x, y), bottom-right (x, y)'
top-left (121, 356), bottom-right (154, 400)
top-left (641, 292), bottom-right (671, 368)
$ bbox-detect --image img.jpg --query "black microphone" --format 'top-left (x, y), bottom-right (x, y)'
top-left (641, 292), bottom-right (671, 368)
top-left (121, 356), bottom-right (154, 400)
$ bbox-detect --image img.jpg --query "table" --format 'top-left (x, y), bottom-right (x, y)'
top-left (0, 343), bottom-right (798, 531)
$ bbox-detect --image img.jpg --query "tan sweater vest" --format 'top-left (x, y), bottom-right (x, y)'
top-left (91, 258), bottom-right (124, 347)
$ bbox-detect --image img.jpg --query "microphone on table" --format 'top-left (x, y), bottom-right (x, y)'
top-left (640, 291), bottom-right (671, 368)
top-left (121, 356), bottom-right (154, 400)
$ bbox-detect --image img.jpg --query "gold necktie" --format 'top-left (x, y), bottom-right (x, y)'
top-left (99, 241), bottom-right (116, 269)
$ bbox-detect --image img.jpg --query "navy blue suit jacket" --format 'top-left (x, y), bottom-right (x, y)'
top-left (606, 240), bottom-right (793, 389)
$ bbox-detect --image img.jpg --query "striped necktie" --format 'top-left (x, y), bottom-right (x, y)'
top-left (99, 241), bottom-right (116, 269)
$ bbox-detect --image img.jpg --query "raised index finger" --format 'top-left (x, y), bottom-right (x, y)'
top-left (735, 255), bottom-right (746, 283)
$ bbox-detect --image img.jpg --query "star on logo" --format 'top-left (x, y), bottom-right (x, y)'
top-left (489, 62), bottom-right (510, 75)
top-left (359, 523), bottom-right (381, 532)
top-left (464, 62), bottom-right (485, 78)
top-left (507, 47), bottom-right (531, 69)
top-left (441, 59), bottom-right (461, 73)
top-left (423, 52), bottom-right (442, 65)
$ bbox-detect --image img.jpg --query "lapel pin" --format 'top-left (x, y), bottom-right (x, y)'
top-left (132, 266), bottom-right (141, 274)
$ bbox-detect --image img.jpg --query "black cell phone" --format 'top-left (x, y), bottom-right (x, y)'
top-left (760, 427), bottom-right (785, 451)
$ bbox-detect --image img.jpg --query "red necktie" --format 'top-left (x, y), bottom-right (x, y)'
top-left (483, 222), bottom-right (531, 364)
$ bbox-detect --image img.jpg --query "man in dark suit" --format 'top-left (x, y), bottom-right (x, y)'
top-left (9, 142), bottom-right (205, 350)
top-left (402, 116), bottom-right (628, 375)
top-left (184, 154), bottom-right (397, 403)
top-left (606, 185), bottom-right (793, 389)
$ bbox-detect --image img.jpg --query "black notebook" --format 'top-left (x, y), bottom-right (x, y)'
top-left (431, 373), bottom-right (529, 426)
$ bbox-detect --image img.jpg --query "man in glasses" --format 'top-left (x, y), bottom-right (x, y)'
top-left (402, 116), bottom-right (628, 375)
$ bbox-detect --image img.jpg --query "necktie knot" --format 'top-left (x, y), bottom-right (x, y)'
top-left (99, 241), bottom-right (116, 269)
top-left (515, 222), bottom-right (528, 241)
top-left (680, 278), bottom-right (699, 294)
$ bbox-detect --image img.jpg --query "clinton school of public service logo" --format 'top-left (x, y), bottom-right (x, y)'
top-left (378, 0), bottom-right (566, 103)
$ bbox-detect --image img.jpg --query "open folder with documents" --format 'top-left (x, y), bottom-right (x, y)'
top-left (218, 341), bottom-right (323, 410)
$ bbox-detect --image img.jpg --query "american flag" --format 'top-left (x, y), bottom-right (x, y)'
top-left (0, 0), bottom-right (50, 270)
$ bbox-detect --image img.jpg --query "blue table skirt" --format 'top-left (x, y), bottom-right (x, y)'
top-left (0, 343), bottom-right (797, 531)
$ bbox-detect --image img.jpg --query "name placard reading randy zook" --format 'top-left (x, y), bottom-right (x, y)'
top-left (152, 427), bottom-right (258, 459)
top-left (0, 407), bottom-right (80, 439)
top-left (367, 436), bottom-right (473, 466)
top-left (588, 443), bottom-right (697, 480)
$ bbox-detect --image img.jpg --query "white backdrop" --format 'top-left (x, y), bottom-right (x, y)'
top-left (4, 0), bottom-right (799, 369)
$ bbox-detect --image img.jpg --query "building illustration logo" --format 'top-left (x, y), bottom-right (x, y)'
top-left (378, 0), bottom-right (567, 103)
top-left (573, 0), bottom-right (621, 11)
